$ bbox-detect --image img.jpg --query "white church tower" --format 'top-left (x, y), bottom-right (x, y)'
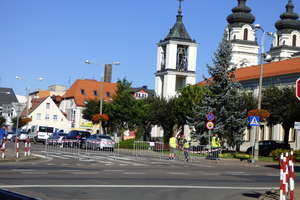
top-left (155, 0), bottom-right (197, 100)
top-left (268, 0), bottom-right (300, 61)
top-left (226, 0), bottom-right (259, 68)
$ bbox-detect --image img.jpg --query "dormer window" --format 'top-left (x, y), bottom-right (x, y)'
top-left (293, 35), bottom-right (297, 47)
top-left (243, 28), bottom-right (248, 40)
top-left (106, 92), bottom-right (111, 97)
top-left (94, 90), bottom-right (98, 96)
top-left (80, 89), bottom-right (85, 95)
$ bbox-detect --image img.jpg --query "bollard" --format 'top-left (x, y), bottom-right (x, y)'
top-left (1, 139), bottom-right (7, 159)
top-left (24, 139), bottom-right (28, 157)
top-left (289, 151), bottom-right (295, 200)
top-left (15, 138), bottom-right (20, 159)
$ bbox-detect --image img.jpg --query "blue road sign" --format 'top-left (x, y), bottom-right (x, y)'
top-left (249, 116), bottom-right (260, 126)
top-left (206, 112), bottom-right (215, 121)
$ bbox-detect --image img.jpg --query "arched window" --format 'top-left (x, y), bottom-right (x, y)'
top-left (233, 35), bottom-right (236, 40)
top-left (293, 35), bottom-right (297, 47)
top-left (277, 35), bottom-right (280, 46)
top-left (243, 28), bottom-right (248, 40)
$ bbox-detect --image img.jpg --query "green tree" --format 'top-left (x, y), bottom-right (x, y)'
top-left (150, 96), bottom-right (177, 143)
top-left (0, 116), bottom-right (6, 127)
top-left (192, 33), bottom-right (248, 150)
top-left (176, 85), bottom-right (209, 131)
top-left (262, 86), bottom-right (300, 144)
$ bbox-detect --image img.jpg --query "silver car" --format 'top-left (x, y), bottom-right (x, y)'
top-left (83, 134), bottom-right (115, 151)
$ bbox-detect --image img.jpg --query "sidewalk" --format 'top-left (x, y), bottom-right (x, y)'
top-left (0, 140), bottom-right (39, 162)
top-left (258, 187), bottom-right (300, 199)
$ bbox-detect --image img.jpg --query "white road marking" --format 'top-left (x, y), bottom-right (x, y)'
top-left (21, 172), bottom-right (49, 175)
top-left (123, 172), bottom-right (145, 175)
top-left (168, 172), bottom-right (189, 175)
top-left (49, 155), bottom-right (69, 160)
top-left (71, 171), bottom-right (99, 175)
top-left (11, 169), bottom-right (35, 172)
top-left (103, 170), bottom-right (124, 172)
top-left (0, 185), bottom-right (279, 190)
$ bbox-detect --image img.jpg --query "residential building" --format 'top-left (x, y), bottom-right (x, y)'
top-left (0, 88), bottom-right (18, 125)
top-left (131, 86), bottom-right (154, 100)
top-left (59, 79), bottom-right (117, 130)
top-left (26, 96), bottom-right (71, 132)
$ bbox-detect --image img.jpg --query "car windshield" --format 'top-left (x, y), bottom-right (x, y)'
top-left (39, 126), bottom-right (54, 133)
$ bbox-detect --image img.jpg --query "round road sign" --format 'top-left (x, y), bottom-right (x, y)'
top-left (206, 121), bottom-right (214, 130)
top-left (206, 112), bottom-right (215, 121)
top-left (297, 78), bottom-right (300, 101)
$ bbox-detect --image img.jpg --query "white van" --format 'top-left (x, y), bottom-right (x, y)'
top-left (31, 126), bottom-right (59, 142)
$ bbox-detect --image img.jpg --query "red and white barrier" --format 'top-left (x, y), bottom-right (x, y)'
top-left (280, 151), bottom-right (296, 200)
top-left (15, 138), bottom-right (20, 158)
top-left (1, 139), bottom-right (8, 159)
top-left (24, 139), bottom-right (31, 157)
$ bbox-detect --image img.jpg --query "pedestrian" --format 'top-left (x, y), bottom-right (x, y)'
top-left (211, 133), bottom-right (221, 160)
top-left (168, 133), bottom-right (178, 160)
top-left (182, 135), bottom-right (191, 162)
top-left (0, 125), bottom-right (7, 148)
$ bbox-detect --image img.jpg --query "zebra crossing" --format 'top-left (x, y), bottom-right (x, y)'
top-left (38, 151), bottom-right (154, 167)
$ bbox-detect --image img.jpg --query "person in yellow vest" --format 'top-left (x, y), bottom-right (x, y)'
top-left (169, 133), bottom-right (178, 160)
top-left (211, 133), bottom-right (221, 160)
top-left (182, 135), bottom-right (191, 162)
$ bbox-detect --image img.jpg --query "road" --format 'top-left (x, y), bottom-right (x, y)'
top-left (0, 143), bottom-right (298, 200)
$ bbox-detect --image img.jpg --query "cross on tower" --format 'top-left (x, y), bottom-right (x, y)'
top-left (178, 0), bottom-right (184, 13)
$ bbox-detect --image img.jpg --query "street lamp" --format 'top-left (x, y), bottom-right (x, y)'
top-left (84, 60), bottom-right (120, 134)
top-left (15, 76), bottom-right (44, 125)
top-left (252, 24), bottom-right (273, 162)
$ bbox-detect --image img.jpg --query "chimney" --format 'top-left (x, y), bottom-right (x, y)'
top-left (104, 64), bottom-right (112, 82)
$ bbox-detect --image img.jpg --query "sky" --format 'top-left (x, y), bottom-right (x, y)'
top-left (0, 0), bottom-right (296, 95)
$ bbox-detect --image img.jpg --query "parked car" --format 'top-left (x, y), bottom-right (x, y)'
top-left (6, 132), bottom-right (17, 141)
top-left (46, 132), bottom-right (68, 145)
top-left (82, 134), bottom-right (115, 151)
top-left (31, 125), bottom-right (58, 142)
top-left (246, 140), bottom-right (291, 156)
top-left (64, 130), bottom-right (91, 147)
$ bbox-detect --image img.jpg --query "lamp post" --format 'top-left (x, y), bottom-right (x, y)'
top-left (15, 76), bottom-right (44, 130)
top-left (253, 24), bottom-right (273, 162)
top-left (84, 60), bottom-right (120, 134)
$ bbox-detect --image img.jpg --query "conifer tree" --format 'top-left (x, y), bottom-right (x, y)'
top-left (192, 33), bottom-right (247, 150)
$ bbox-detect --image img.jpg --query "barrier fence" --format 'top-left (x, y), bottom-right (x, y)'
top-left (45, 139), bottom-right (120, 160)
top-left (133, 141), bottom-right (221, 161)
top-left (0, 138), bottom-right (31, 159)
top-left (280, 151), bottom-right (295, 200)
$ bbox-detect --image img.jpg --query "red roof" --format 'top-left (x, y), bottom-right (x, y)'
top-left (63, 79), bottom-right (117, 107)
top-left (197, 57), bottom-right (300, 85)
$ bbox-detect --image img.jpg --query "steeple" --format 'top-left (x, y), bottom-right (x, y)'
top-left (275, 0), bottom-right (300, 33)
top-left (227, 0), bottom-right (255, 27)
top-left (163, 0), bottom-right (194, 43)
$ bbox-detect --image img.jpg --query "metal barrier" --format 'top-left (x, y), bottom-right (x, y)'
top-left (133, 141), bottom-right (166, 160)
top-left (133, 142), bottom-right (221, 161)
top-left (44, 139), bottom-right (120, 161)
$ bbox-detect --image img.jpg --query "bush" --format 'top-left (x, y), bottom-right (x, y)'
top-left (119, 139), bottom-right (135, 149)
top-left (270, 149), bottom-right (291, 161)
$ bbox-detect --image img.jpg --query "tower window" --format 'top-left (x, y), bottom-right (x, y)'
top-left (233, 35), bottom-right (236, 40)
top-left (293, 35), bottom-right (297, 47)
top-left (243, 28), bottom-right (248, 40)
top-left (277, 35), bottom-right (280, 46)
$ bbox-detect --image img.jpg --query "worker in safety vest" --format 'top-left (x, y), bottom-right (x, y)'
top-left (169, 133), bottom-right (178, 160)
top-left (182, 135), bottom-right (190, 162)
top-left (211, 133), bottom-right (221, 160)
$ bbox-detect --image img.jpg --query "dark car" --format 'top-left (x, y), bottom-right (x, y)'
top-left (64, 130), bottom-right (91, 147)
top-left (46, 132), bottom-right (68, 145)
top-left (246, 140), bottom-right (290, 156)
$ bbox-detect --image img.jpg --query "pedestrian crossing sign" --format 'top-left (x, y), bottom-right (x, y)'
top-left (249, 116), bottom-right (260, 126)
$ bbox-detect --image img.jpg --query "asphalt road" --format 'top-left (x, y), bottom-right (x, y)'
top-left (0, 143), bottom-right (298, 200)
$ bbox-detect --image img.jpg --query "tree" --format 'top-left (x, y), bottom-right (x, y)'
top-left (12, 117), bottom-right (31, 129)
top-left (175, 85), bottom-right (209, 129)
top-left (262, 86), bottom-right (300, 144)
top-left (0, 116), bottom-right (6, 127)
top-left (192, 33), bottom-right (248, 150)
